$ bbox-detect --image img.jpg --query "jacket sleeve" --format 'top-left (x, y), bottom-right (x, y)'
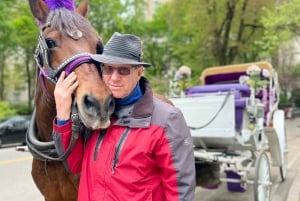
top-left (52, 118), bottom-right (84, 174)
top-left (156, 107), bottom-right (196, 201)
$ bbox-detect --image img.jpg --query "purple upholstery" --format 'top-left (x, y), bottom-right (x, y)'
top-left (186, 82), bottom-right (277, 128)
top-left (186, 84), bottom-right (250, 130)
top-left (235, 99), bottom-right (247, 129)
top-left (225, 170), bottom-right (246, 192)
top-left (204, 72), bottom-right (246, 85)
top-left (186, 83), bottom-right (251, 98)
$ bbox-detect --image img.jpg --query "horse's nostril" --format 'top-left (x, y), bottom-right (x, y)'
top-left (83, 95), bottom-right (99, 113)
top-left (82, 94), bottom-right (114, 117)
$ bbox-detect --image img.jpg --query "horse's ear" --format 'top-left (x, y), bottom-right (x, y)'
top-left (77, 0), bottom-right (88, 17)
top-left (28, 0), bottom-right (50, 23)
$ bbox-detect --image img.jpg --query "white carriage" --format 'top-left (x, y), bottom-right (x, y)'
top-left (170, 62), bottom-right (287, 201)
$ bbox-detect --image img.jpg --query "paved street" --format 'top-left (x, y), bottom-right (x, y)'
top-left (0, 145), bottom-right (43, 201)
top-left (0, 118), bottom-right (299, 201)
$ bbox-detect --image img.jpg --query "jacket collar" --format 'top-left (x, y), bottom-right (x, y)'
top-left (111, 77), bottom-right (153, 128)
top-left (132, 77), bottom-right (153, 118)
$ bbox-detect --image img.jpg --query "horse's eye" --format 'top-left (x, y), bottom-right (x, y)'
top-left (45, 39), bottom-right (57, 48)
top-left (96, 43), bottom-right (103, 54)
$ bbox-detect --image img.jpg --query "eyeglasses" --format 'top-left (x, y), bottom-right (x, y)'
top-left (102, 65), bottom-right (138, 76)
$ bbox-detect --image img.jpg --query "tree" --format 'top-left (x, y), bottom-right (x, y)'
top-left (163, 0), bottom-right (275, 73)
top-left (1, 0), bottom-right (299, 100)
top-left (10, 2), bottom-right (38, 110)
top-left (87, 0), bottom-right (148, 42)
top-left (0, 1), bottom-right (19, 100)
top-left (258, 0), bottom-right (300, 102)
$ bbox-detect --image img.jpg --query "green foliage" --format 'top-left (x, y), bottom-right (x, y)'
top-left (0, 101), bottom-right (17, 118)
top-left (141, 3), bottom-right (170, 76)
top-left (0, 101), bottom-right (31, 119)
top-left (87, 0), bottom-right (148, 42)
top-left (167, 0), bottom-right (275, 68)
top-left (292, 90), bottom-right (300, 107)
top-left (12, 102), bottom-right (33, 115)
top-left (87, 0), bottom-right (125, 41)
top-left (0, 0), bottom-right (299, 100)
top-left (257, 0), bottom-right (300, 58)
top-left (144, 73), bottom-right (169, 95)
top-left (279, 94), bottom-right (290, 105)
top-left (147, 0), bottom-right (300, 96)
top-left (7, 2), bottom-right (37, 109)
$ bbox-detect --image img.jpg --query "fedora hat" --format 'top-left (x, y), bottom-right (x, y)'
top-left (91, 32), bottom-right (151, 67)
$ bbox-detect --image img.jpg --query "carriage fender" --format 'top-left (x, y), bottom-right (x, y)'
top-left (264, 110), bottom-right (285, 166)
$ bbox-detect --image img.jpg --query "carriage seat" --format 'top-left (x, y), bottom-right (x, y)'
top-left (186, 83), bottom-right (250, 98)
top-left (186, 83), bottom-right (251, 130)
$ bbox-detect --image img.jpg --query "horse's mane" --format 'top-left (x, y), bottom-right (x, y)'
top-left (46, 8), bottom-right (99, 40)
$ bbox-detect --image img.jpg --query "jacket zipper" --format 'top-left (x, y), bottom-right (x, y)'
top-left (111, 127), bottom-right (130, 174)
top-left (93, 129), bottom-right (106, 161)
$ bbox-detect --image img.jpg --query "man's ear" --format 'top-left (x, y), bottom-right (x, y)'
top-left (137, 66), bottom-right (144, 77)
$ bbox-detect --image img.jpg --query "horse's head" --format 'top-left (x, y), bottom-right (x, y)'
top-left (29, 0), bottom-right (114, 129)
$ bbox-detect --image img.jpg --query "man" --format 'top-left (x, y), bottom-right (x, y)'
top-left (53, 32), bottom-right (196, 201)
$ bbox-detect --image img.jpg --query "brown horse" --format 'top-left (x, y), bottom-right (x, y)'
top-left (27, 0), bottom-right (114, 200)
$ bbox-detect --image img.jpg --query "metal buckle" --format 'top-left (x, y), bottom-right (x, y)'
top-left (71, 113), bottom-right (80, 124)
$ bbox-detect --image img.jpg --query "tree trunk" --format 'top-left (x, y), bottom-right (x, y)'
top-left (25, 53), bottom-right (33, 110)
top-left (0, 54), bottom-right (6, 101)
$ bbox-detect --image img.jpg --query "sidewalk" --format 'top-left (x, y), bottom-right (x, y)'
top-left (286, 157), bottom-right (300, 201)
top-left (286, 168), bottom-right (300, 201)
top-left (286, 118), bottom-right (300, 201)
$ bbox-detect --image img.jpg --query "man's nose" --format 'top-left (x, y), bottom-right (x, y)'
top-left (110, 70), bottom-right (121, 80)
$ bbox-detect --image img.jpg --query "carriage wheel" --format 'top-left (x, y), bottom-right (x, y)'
top-left (254, 151), bottom-right (271, 201)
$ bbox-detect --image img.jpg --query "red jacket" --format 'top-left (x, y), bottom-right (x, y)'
top-left (53, 78), bottom-right (195, 201)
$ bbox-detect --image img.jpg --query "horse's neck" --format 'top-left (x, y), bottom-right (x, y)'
top-left (35, 80), bottom-right (57, 141)
top-left (154, 93), bottom-right (174, 106)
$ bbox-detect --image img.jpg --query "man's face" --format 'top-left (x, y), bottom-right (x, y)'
top-left (102, 64), bottom-right (144, 99)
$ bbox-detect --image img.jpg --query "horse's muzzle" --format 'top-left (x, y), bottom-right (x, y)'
top-left (79, 94), bottom-right (115, 129)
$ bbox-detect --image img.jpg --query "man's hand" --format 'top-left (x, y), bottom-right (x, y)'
top-left (54, 71), bottom-right (78, 120)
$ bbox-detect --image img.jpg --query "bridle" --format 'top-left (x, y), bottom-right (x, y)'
top-left (27, 28), bottom-right (97, 162)
top-left (34, 30), bottom-right (96, 84)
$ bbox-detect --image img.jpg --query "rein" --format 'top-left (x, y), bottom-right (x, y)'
top-left (27, 31), bottom-right (95, 161)
top-left (26, 106), bottom-right (81, 161)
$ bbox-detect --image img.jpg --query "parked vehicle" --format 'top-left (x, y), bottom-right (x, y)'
top-left (279, 103), bottom-right (294, 118)
top-left (170, 61), bottom-right (286, 201)
top-left (0, 115), bottom-right (31, 147)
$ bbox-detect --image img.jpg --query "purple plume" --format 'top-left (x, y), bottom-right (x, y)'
top-left (43, 0), bottom-right (75, 11)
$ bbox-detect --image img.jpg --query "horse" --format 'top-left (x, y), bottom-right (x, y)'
top-left (26, 0), bottom-right (114, 200)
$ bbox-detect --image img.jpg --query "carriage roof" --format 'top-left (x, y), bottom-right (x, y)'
top-left (200, 61), bottom-right (274, 85)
